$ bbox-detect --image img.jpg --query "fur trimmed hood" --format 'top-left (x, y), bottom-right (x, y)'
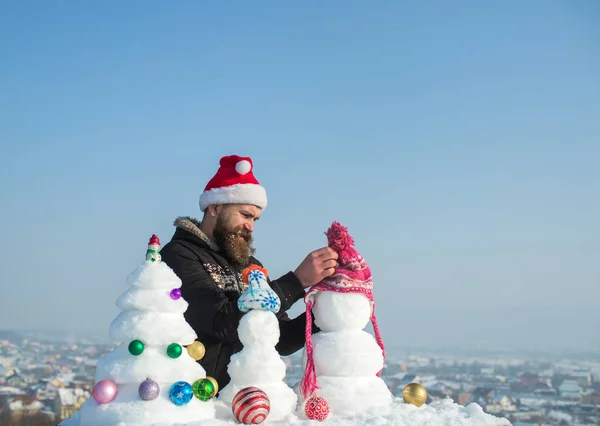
top-left (173, 216), bottom-right (219, 251)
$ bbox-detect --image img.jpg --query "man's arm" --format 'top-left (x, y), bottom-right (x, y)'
top-left (268, 272), bottom-right (306, 317)
top-left (161, 244), bottom-right (243, 344)
top-left (275, 312), bottom-right (320, 356)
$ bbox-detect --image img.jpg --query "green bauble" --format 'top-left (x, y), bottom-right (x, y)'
top-left (205, 376), bottom-right (219, 396)
top-left (128, 339), bottom-right (144, 356)
top-left (167, 343), bottom-right (182, 358)
top-left (192, 378), bottom-right (216, 401)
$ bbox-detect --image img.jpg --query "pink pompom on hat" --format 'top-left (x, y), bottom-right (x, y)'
top-left (199, 154), bottom-right (267, 212)
top-left (300, 221), bottom-right (386, 399)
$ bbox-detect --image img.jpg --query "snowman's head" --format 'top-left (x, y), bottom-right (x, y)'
top-left (311, 291), bottom-right (372, 332)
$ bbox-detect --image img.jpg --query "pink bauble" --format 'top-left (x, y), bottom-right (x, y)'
top-left (92, 380), bottom-right (118, 404)
top-left (305, 395), bottom-right (329, 421)
top-left (232, 386), bottom-right (270, 424)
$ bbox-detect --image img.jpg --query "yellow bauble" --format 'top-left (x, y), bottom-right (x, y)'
top-left (402, 383), bottom-right (427, 407)
top-left (205, 376), bottom-right (219, 397)
top-left (187, 341), bottom-right (206, 361)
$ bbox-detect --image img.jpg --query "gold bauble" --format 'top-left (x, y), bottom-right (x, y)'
top-left (205, 376), bottom-right (219, 397)
top-left (186, 341), bottom-right (206, 361)
top-left (402, 383), bottom-right (427, 407)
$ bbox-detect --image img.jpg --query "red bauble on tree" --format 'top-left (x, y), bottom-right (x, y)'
top-left (305, 395), bottom-right (329, 421)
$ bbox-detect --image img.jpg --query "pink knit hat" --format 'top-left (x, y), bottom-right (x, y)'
top-left (300, 221), bottom-right (386, 399)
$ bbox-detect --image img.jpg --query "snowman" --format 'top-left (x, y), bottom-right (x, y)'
top-left (218, 265), bottom-right (298, 421)
top-left (298, 221), bottom-right (393, 418)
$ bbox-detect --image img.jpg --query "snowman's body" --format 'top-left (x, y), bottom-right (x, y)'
top-left (298, 291), bottom-right (393, 416)
top-left (219, 271), bottom-right (297, 421)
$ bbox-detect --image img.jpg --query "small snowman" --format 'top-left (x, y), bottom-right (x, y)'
top-left (218, 265), bottom-right (298, 421)
top-left (298, 222), bottom-right (393, 418)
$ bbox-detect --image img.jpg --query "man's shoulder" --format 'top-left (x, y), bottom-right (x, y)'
top-left (249, 256), bottom-right (264, 267)
top-left (163, 239), bottom-right (209, 256)
top-left (161, 230), bottom-right (215, 263)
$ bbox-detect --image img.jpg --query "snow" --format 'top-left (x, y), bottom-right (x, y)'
top-left (116, 287), bottom-right (188, 314)
top-left (312, 291), bottom-right (372, 331)
top-left (69, 383), bottom-right (215, 425)
top-left (109, 261), bottom-right (197, 345)
top-left (548, 409), bottom-right (573, 422)
top-left (125, 260), bottom-right (182, 290)
top-left (58, 388), bottom-right (91, 406)
top-left (94, 343), bottom-right (205, 384)
top-left (9, 398), bottom-right (43, 411)
top-left (237, 307), bottom-right (279, 347)
top-left (109, 310), bottom-right (197, 344)
top-left (304, 329), bottom-right (384, 376)
top-left (0, 385), bottom-right (25, 395)
top-left (61, 398), bottom-right (510, 425)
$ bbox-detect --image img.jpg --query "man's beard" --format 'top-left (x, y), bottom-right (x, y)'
top-left (213, 215), bottom-right (255, 267)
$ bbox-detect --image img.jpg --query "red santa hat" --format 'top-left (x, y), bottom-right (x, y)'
top-left (199, 155), bottom-right (267, 212)
top-left (300, 221), bottom-right (386, 399)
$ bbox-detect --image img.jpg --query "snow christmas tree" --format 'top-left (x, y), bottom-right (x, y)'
top-left (219, 265), bottom-right (298, 422)
top-left (60, 235), bottom-right (217, 426)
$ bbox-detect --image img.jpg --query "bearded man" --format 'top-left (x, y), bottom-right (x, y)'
top-left (160, 154), bottom-right (338, 392)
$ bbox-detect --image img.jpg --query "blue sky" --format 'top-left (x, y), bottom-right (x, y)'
top-left (1, 1), bottom-right (598, 352)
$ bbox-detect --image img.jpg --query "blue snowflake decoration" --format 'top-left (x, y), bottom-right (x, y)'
top-left (238, 269), bottom-right (281, 313)
top-left (258, 291), bottom-right (281, 312)
top-left (248, 269), bottom-right (264, 283)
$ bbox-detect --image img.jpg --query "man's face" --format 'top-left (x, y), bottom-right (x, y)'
top-left (212, 204), bottom-right (261, 267)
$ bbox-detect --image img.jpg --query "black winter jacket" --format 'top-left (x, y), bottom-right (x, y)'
top-left (159, 217), bottom-right (318, 391)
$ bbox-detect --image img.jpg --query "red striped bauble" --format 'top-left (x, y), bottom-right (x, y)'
top-left (232, 386), bottom-right (270, 424)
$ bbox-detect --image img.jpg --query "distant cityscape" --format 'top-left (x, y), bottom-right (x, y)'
top-left (1, 330), bottom-right (599, 426)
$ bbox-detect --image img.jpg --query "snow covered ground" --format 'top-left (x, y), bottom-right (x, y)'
top-left (62, 397), bottom-right (511, 426)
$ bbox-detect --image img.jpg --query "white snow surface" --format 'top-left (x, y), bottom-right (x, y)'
top-left (294, 375), bottom-right (393, 416)
top-left (109, 310), bottom-right (197, 345)
top-left (126, 261), bottom-right (182, 289)
top-left (116, 286), bottom-right (188, 314)
top-left (226, 345), bottom-right (287, 383)
top-left (237, 307), bottom-right (279, 347)
top-left (63, 383), bottom-right (215, 426)
top-left (304, 329), bottom-right (384, 376)
top-left (61, 397), bottom-right (511, 425)
top-left (95, 343), bottom-right (207, 384)
top-left (109, 260), bottom-right (196, 345)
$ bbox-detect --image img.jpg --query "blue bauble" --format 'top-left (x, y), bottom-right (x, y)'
top-left (169, 381), bottom-right (193, 406)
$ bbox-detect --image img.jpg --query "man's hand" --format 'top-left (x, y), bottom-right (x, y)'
top-left (294, 247), bottom-right (339, 289)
